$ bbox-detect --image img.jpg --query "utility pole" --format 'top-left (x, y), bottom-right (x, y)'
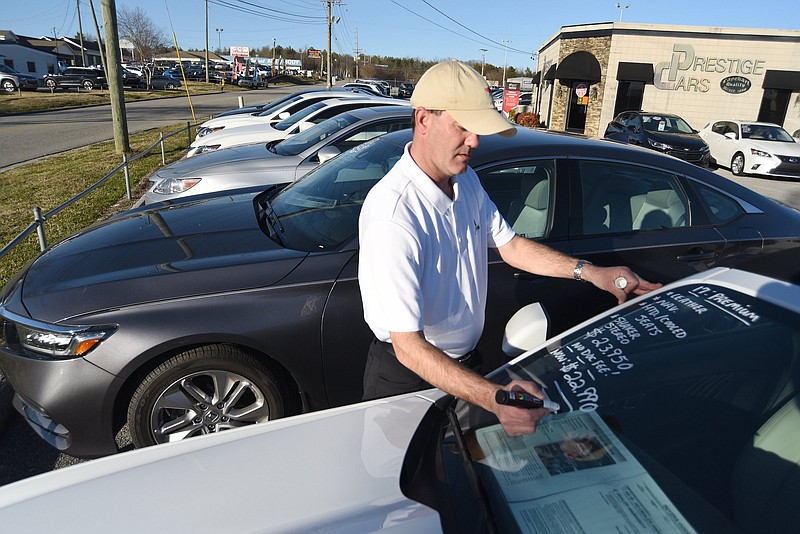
top-left (88, 0), bottom-right (108, 73)
top-left (479, 48), bottom-right (487, 77)
top-left (272, 37), bottom-right (276, 76)
top-left (353, 29), bottom-right (360, 80)
top-left (324, 0), bottom-right (340, 88)
top-left (100, 0), bottom-right (130, 154)
top-left (204, 0), bottom-right (209, 82)
top-left (76, 0), bottom-right (86, 66)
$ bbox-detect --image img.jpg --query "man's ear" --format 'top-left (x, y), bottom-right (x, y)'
top-left (414, 107), bottom-right (431, 134)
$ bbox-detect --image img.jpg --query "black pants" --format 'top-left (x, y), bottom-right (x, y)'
top-left (362, 338), bottom-right (483, 401)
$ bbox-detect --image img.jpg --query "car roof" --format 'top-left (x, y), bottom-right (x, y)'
top-left (710, 119), bottom-right (783, 127)
top-left (377, 126), bottom-right (738, 179)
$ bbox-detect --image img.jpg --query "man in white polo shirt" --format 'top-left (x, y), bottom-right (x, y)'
top-left (358, 60), bottom-right (659, 435)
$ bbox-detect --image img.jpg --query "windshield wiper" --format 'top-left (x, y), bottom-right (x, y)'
top-left (447, 404), bottom-right (499, 534)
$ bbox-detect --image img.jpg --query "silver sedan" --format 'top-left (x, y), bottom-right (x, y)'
top-left (144, 106), bottom-right (413, 204)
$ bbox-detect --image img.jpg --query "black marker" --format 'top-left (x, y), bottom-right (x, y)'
top-left (495, 389), bottom-right (560, 412)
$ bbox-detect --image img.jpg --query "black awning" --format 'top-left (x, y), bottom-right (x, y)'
top-left (531, 70), bottom-right (541, 85)
top-left (543, 64), bottom-right (557, 81)
top-left (616, 62), bottom-right (654, 84)
top-left (763, 70), bottom-right (800, 90)
top-left (554, 51), bottom-right (601, 82)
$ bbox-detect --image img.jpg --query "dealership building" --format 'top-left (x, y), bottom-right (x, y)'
top-left (532, 22), bottom-right (800, 138)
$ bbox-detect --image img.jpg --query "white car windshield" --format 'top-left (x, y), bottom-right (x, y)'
top-left (741, 124), bottom-right (795, 142)
top-left (272, 101), bottom-right (329, 131)
top-left (272, 112), bottom-right (361, 156)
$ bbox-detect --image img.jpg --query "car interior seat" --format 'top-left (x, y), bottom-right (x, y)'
top-left (508, 168), bottom-right (550, 237)
top-left (631, 187), bottom-right (687, 230)
top-left (730, 393), bottom-right (800, 533)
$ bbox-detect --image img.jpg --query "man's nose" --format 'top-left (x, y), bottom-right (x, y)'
top-left (465, 133), bottom-right (480, 149)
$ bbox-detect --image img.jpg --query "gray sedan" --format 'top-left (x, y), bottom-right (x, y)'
top-left (144, 106), bottom-right (413, 204)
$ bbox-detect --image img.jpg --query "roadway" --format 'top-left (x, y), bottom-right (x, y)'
top-left (0, 86), bottom-right (309, 171)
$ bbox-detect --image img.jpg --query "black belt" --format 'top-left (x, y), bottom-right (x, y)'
top-left (375, 339), bottom-right (477, 363)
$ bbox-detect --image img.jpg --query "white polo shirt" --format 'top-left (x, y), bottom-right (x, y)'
top-left (358, 143), bottom-right (516, 357)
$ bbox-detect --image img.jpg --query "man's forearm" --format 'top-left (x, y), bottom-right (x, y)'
top-left (389, 331), bottom-right (497, 411)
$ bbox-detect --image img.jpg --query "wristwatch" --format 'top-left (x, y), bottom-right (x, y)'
top-left (573, 259), bottom-right (592, 282)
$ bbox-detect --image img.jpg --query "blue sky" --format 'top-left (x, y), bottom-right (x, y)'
top-left (4, 0), bottom-right (797, 70)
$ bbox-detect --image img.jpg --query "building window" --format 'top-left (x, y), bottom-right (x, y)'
top-left (3, 59), bottom-right (13, 69)
top-left (757, 89), bottom-right (791, 125)
top-left (613, 81), bottom-right (644, 118)
top-left (27, 62), bottom-right (36, 73)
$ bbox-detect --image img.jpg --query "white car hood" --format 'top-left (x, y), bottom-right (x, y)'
top-left (199, 111), bottom-right (277, 130)
top-left (191, 122), bottom-right (291, 151)
top-left (0, 393), bottom-right (443, 533)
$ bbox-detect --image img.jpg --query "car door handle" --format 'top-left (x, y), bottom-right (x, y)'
top-left (677, 250), bottom-right (717, 262)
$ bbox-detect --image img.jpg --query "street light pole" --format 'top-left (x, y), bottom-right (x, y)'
top-left (479, 48), bottom-right (487, 77)
top-left (204, 0), bottom-right (209, 82)
top-left (216, 28), bottom-right (223, 54)
top-left (615, 2), bottom-right (631, 22)
top-left (502, 39), bottom-right (510, 88)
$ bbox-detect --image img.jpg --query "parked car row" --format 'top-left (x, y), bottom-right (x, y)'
top-left (1, 113), bottom-right (798, 459)
top-left (145, 105), bottom-right (413, 204)
top-left (605, 110), bottom-right (800, 179)
top-left (2, 259), bottom-right (799, 532)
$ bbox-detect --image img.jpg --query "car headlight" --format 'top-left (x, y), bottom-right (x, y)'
top-left (750, 148), bottom-right (772, 158)
top-left (648, 139), bottom-right (674, 151)
top-left (194, 144), bottom-right (221, 155)
top-left (152, 177), bottom-right (202, 195)
top-left (5, 317), bottom-right (116, 359)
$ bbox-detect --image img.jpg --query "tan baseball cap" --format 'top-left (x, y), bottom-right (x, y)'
top-left (411, 59), bottom-right (516, 137)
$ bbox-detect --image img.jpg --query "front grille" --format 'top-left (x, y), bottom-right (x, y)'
top-left (667, 150), bottom-right (710, 165)
top-left (770, 154), bottom-right (800, 177)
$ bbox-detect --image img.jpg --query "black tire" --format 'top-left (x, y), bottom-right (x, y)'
top-left (45, 78), bottom-right (57, 89)
top-left (1, 79), bottom-right (16, 93)
top-left (81, 79), bottom-right (94, 90)
top-left (166, 82), bottom-right (176, 90)
top-left (127, 344), bottom-right (285, 449)
top-left (731, 152), bottom-right (745, 176)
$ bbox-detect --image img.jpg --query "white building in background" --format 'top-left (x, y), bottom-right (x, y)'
top-left (532, 22), bottom-right (800, 137)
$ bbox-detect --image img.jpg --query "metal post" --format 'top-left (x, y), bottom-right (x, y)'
top-left (187, 121), bottom-right (192, 147)
top-left (123, 154), bottom-right (132, 200)
top-left (34, 207), bottom-right (47, 251)
top-left (238, 95), bottom-right (245, 108)
top-left (160, 132), bottom-right (166, 165)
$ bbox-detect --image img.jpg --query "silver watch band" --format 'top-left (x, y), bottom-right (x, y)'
top-left (573, 259), bottom-right (592, 281)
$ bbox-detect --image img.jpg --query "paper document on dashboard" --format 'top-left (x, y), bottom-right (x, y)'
top-left (475, 410), bottom-right (695, 533)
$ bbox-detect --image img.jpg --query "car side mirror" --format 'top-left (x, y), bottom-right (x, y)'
top-left (316, 146), bottom-right (341, 164)
top-left (502, 302), bottom-right (549, 358)
top-left (724, 132), bottom-right (737, 140)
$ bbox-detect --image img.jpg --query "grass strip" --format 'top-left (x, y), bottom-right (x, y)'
top-left (0, 123), bottom-right (192, 288)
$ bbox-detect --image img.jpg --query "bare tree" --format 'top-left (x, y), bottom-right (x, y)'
top-left (117, 5), bottom-right (167, 87)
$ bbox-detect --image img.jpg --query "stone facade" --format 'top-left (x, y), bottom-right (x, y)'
top-left (549, 36), bottom-right (611, 138)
